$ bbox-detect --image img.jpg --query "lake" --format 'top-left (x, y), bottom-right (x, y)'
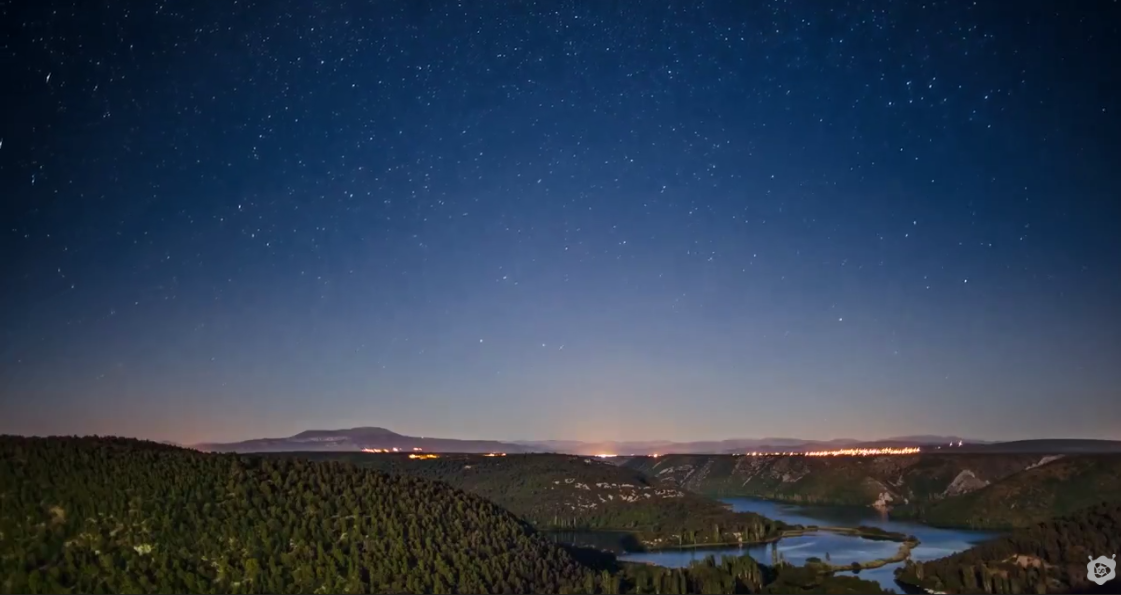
top-left (616, 498), bottom-right (998, 593)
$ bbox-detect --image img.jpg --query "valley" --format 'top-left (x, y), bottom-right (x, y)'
top-left (6, 434), bottom-right (1119, 593)
top-left (0, 436), bottom-right (892, 594)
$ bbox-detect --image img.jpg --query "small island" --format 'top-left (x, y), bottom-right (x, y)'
top-left (778, 523), bottom-right (914, 543)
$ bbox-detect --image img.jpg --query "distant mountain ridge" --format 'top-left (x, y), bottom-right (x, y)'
top-left (194, 426), bottom-right (533, 454)
top-left (957, 438), bottom-right (1121, 454)
top-left (196, 426), bottom-right (1120, 456)
top-left (195, 427), bottom-right (992, 455)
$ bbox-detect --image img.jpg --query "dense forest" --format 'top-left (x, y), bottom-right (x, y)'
top-left (1, 437), bottom-right (888, 594)
top-left (287, 452), bottom-right (787, 548)
top-left (895, 501), bottom-right (1121, 594)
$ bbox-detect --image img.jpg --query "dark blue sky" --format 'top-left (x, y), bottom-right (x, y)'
top-left (3, 0), bottom-right (1119, 444)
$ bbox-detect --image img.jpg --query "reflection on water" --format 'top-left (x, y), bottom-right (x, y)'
top-left (615, 498), bottom-right (998, 593)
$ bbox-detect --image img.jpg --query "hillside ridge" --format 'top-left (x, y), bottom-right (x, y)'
top-left (623, 452), bottom-right (1121, 529)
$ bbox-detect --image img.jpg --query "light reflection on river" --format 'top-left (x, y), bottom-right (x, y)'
top-left (616, 498), bottom-right (998, 593)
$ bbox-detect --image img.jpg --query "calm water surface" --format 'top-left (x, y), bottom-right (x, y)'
top-left (616, 498), bottom-right (998, 593)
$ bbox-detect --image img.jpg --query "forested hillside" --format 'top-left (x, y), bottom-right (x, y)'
top-left (914, 456), bottom-right (1121, 529)
top-left (289, 452), bottom-right (787, 548)
top-left (622, 453), bottom-right (1038, 506)
top-left (895, 501), bottom-right (1121, 594)
top-left (0, 437), bottom-right (889, 594)
top-left (622, 453), bottom-right (1121, 529)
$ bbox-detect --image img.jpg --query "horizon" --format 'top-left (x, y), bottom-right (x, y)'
top-left (4, 2), bottom-right (1120, 443)
top-left (6, 421), bottom-right (1117, 449)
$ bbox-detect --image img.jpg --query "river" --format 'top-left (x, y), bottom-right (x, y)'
top-left (616, 498), bottom-right (998, 593)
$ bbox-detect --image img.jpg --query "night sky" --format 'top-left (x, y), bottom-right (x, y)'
top-left (3, 1), bottom-right (1120, 445)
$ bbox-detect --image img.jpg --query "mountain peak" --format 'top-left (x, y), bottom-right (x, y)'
top-left (291, 427), bottom-right (400, 440)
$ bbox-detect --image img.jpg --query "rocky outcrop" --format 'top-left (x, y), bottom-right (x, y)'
top-left (873, 491), bottom-right (895, 510)
top-left (943, 469), bottom-right (989, 497)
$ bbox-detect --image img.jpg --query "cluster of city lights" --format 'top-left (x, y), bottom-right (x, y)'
top-left (483, 452), bottom-right (506, 457)
top-left (741, 446), bottom-right (922, 457)
top-left (407, 453), bottom-right (440, 460)
top-left (361, 447), bottom-right (425, 454)
top-left (593, 453), bottom-right (618, 458)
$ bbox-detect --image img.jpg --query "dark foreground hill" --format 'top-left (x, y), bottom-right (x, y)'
top-left (284, 451), bottom-right (788, 549)
top-left (0, 436), bottom-right (889, 594)
top-left (895, 500), bottom-right (1121, 594)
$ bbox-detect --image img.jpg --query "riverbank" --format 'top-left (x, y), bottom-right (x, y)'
top-left (565, 527), bottom-right (923, 576)
top-left (782, 525), bottom-right (914, 542)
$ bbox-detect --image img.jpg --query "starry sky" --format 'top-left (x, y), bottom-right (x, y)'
top-left (3, 0), bottom-right (1120, 446)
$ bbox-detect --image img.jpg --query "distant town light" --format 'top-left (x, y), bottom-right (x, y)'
top-left (740, 446), bottom-right (921, 457)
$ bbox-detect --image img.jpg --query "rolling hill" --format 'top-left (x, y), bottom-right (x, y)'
top-left (622, 452), bottom-right (1121, 529)
top-left (194, 426), bottom-right (532, 454)
top-left (622, 453), bottom-right (1039, 507)
top-left (282, 451), bottom-right (789, 549)
top-left (0, 436), bottom-right (591, 593)
top-left (915, 455), bottom-right (1121, 529)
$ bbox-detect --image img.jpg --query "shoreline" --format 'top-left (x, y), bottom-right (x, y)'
top-left (637, 532), bottom-right (922, 574)
top-left (558, 525), bottom-right (923, 576)
top-left (713, 493), bottom-right (1020, 533)
top-left (637, 525), bottom-right (914, 551)
top-left (554, 524), bottom-right (918, 557)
